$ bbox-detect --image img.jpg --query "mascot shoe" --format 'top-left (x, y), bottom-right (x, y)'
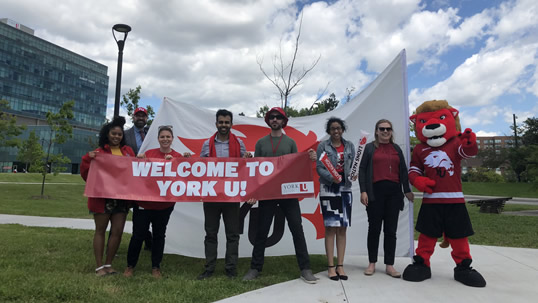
top-left (454, 259), bottom-right (486, 287)
top-left (402, 256), bottom-right (431, 282)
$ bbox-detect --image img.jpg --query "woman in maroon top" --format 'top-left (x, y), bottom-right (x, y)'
top-left (124, 126), bottom-right (186, 278)
top-left (359, 119), bottom-right (414, 278)
top-left (81, 116), bottom-right (135, 276)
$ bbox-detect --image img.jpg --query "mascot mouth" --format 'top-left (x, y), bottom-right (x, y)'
top-left (426, 136), bottom-right (447, 147)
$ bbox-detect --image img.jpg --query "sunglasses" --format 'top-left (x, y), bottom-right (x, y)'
top-left (158, 125), bottom-right (173, 130)
top-left (378, 127), bottom-right (392, 132)
top-left (269, 115), bottom-right (285, 120)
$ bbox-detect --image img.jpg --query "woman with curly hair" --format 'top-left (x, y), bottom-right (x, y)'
top-left (81, 116), bottom-right (135, 276)
top-left (316, 117), bottom-right (356, 281)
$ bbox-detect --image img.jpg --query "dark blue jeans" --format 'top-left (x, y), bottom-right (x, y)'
top-left (127, 206), bottom-right (174, 268)
top-left (250, 198), bottom-right (310, 271)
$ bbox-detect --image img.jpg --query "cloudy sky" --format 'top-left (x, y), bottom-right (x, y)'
top-left (3, 0), bottom-right (537, 136)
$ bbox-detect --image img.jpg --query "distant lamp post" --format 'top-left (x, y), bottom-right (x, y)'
top-left (112, 24), bottom-right (132, 118)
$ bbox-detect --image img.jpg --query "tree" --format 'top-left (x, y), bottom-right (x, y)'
top-left (507, 147), bottom-right (527, 182)
top-left (478, 148), bottom-right (508, 170)
top-left (520, 117), bottom-right (538, 146)
top-left (0, 99), bottom-right (26, 148)
top-left (37, 101), bottom-right (75, 198)
top-left (121, 85), bottom-right (156, 126)
top-left (525, 145), bottom-right (538, 182)
top-left (256, 93), bottom-right (340, 118)
top-left (257, 12), bottom-right (321, 110)
top-left (17, 130), bottom-right (44, 172)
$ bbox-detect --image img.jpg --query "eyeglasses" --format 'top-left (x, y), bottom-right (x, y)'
top-left (158, 125), bottom-right (173, 130)
top-left (330, 127), bottom-right (342, 131)
top-left (269, 115), bottom-right (284, 120)
top-left (378, 127), bottom-right (392, 132)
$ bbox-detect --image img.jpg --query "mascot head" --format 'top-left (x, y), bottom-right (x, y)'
top-left (410, 100), bottom-right (461, 147)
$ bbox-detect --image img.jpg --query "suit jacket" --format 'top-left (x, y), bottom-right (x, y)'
top-left (124, 126), bottom-right (148, 155)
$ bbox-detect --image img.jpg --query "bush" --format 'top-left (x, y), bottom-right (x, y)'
top-left (467, 167), bottom-right (504, 183)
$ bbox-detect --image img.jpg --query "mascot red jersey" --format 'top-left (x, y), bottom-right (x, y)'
top-left (402, 100), bottom-right (486, 287)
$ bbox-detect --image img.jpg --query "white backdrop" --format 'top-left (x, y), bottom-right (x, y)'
top-left (140, 49), bottom-right (413, 258)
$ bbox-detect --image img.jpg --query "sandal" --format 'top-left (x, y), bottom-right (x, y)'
top-left (95, 265), bottom-right (108, 277)
top-left (103, 264), bottom-right (118, 275)
top-left (328, 265), bottom-right (339, 281)
top-left (336, 265), bottom-right (348, 281)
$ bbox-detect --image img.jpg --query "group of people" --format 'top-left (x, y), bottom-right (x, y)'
top-left (81, 106), bottom-right (414, 283)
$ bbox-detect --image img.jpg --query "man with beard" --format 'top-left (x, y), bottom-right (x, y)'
top-left (242, 107), bottom-right (319, 284)
top-left (125, 107), bottom-right (149, 155)
top-left (197, 109), bottom-right (252, 279)
top-left (125, 107), bottom-right (152, 250)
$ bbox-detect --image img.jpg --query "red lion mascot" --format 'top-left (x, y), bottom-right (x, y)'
top-left (402, 100), bottom-right (486, 287)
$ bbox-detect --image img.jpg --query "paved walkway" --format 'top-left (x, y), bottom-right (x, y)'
top-left (217, 244), bottom-right (538, 303)
top-left (1, 213), bottom-right (537, 303)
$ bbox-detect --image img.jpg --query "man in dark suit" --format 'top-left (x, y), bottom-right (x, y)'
top-left (124, 107), bottom-right (152, 250)
top-left (124, 107), bottom-right (149, 155)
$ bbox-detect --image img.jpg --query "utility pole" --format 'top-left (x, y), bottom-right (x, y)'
top-left (513, 114), bottom-right (518, 148)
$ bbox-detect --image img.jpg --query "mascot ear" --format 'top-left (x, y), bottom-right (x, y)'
top-left (410, 114), bottom-right (417, 124)
top-left (449, 108), bottom-right (459, 118)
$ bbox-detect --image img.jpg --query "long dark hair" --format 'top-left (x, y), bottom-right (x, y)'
top-left (98, 116), bottom-right (126, 148)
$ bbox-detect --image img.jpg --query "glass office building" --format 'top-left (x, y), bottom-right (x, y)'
top-left (0, 19), bottom-right (108, 173)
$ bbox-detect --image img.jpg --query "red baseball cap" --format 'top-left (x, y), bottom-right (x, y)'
top-left (134, 107), bottom-right (148, 116)
top-left (264, 107), bottom-right (288, 128)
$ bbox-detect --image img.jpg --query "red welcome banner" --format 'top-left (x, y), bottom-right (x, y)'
top-left (84, 153), bottom-right (315, 202)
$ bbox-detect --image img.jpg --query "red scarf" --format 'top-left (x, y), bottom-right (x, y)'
top-left (208, 132), bottom-right (241, 157)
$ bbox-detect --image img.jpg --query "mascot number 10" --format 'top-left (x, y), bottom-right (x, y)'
top-left (402, 100), bottom-right (486, 288)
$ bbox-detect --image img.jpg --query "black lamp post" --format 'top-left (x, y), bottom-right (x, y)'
top-left (112, 24), bottom-right (132, 118)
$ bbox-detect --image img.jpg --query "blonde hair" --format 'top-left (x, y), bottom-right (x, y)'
top-left (374, 119), bottom-right (394, 147)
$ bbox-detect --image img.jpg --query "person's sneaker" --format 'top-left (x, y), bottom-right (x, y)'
top-left (152, 268), bottom-right (162, 279)
top-left (242, 269), bottom-right (260, 281)
top-left (300, 269), bottom-right (318, 284)
top-left (123, 266), bottom-right (134, 278)
top-left (197, 270), bottom-right (213, 280)
top-left (225, 269), bottom-right (237, 279)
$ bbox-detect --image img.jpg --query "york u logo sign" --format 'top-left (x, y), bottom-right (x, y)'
top-left (281, 182), bottom-right (314, 195)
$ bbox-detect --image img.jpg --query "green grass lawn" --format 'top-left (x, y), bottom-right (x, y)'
top-left (1, 173), bottom-right (537, 301)
top-left (0, 172), bottom-right (84, 183)
top-left (0, 224), bottom-right (326, 303)
top-left (462, 182), bottom-right (538, 198)
top-left (411, 201), bottom-right (538, 248)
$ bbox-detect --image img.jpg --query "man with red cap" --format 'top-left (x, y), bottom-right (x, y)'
top-left (243, 107), bottom-right (319, 284)
top-left (125, 107), bottom-right (149, 155)
top-left (125, 107), bottom-right (152, 250)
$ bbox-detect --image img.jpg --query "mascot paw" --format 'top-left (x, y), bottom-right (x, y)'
top-left (458, 128), bottom-right (476, 146)
top-left (454, 259), bottom-right (486, 287)
top-left (413, 176), bottom-right (436, 194)
top-left (402, 256), bottom-right (432, 282)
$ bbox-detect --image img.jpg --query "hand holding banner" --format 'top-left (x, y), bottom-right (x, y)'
top-left (319, 151), bottom-right (342, 183)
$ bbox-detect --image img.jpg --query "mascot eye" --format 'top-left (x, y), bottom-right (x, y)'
top-left (440, 115), bottom-right (446, 120)
top-left (420, 119), bottom-right (426, 123)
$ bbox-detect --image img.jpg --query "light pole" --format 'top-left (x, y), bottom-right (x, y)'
top-left (112, 24), bottom-right (132, 118)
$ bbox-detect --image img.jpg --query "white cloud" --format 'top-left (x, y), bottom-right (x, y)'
top-left (409, 43), bottom-right (538, 108)
top-left (1, 0), bottom-right (536, 129)
top-left (475, 130), bottom-right (499, 136)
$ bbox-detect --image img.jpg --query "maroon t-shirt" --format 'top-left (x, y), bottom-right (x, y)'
top-left (335, 144), bottom-right (345, 173)
top-left (372, 143), bottom-right (400, 184)
top-left (136, 148), bottom-right (182, 210)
